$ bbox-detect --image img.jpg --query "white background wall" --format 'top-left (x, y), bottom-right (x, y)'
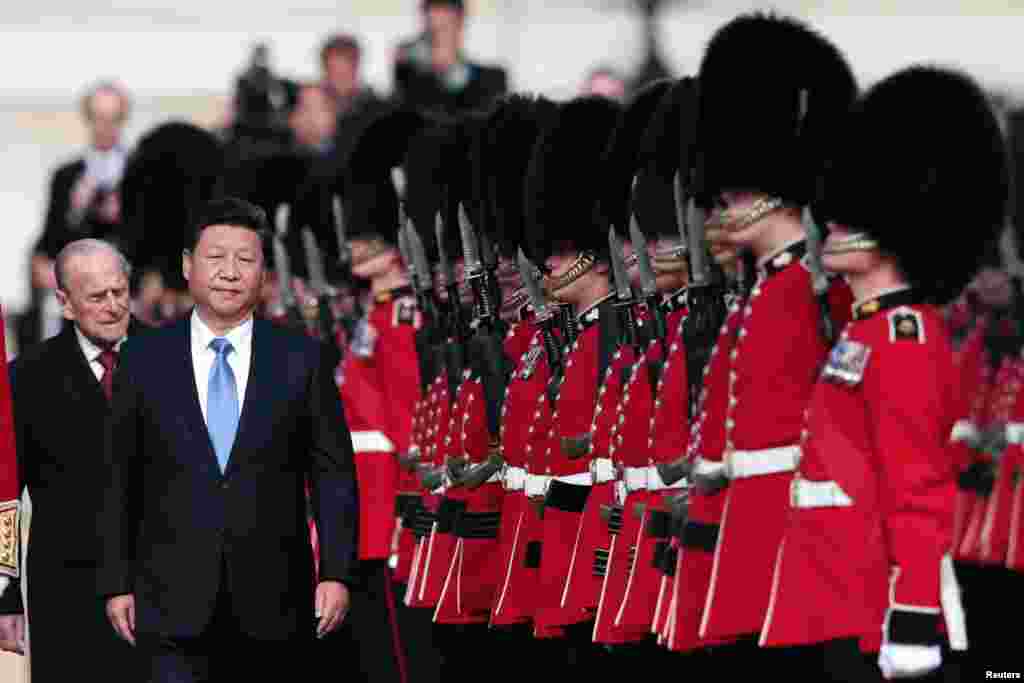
top-left (3, 0), bottom-right (1024, 312)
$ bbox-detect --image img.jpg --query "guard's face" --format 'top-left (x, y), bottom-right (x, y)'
top-left (184, 224), bottom-right (266, 324)
top-left (715, 191), bottom-right (771, 247)
top-left (822, 223), bottom-right (878, 276)
top-left (350, 239), bottom-right (396, 280)
top-left (544, 247), bottom-right (597, 304)
top-left (58, 250), bottom-right (130, 347)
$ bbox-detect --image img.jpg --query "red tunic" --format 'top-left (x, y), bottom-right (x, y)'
top-left (0, 309), bottom-right (20, 592)
top-left (760, 293), bottom-right (963, 655)
top-left (699, 242), bottom-right (852, 642)
top-left (338, 290), bottom-right (421, 561)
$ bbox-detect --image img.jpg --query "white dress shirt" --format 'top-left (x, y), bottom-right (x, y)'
top-left (75, 325), bottom-right (126, 381)
top-left (84, 146), bottom-right (127, 189)
top-left (190, 310), bottom-right (253, 426)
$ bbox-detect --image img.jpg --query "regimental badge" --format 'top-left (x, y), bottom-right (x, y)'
top-left (519, 345), bottom-right (543, 380)
top-left (822, 339), bottom-right (872, 386)
top-left (393, 298), bottom-right (417, 327)
top-left (0, 501), bottom-right (19, 577)
top-left (888, 307), bottom-right (925, 343)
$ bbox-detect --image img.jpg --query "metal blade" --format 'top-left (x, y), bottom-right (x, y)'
top-left (517, 247), bottom-right (548, 318)
top-left (398, 222), bottom-right (412, 276)
top-left (458, 203), bottom-right (483, 277)
top-left (676, 171), bottom-right (707, 286)
top-left (301, 227), bottom-right (329, 294)
top-left (630, 213), bottom-right (657, 298)
top-left (275, 203), bottom-right (290, 237)
top-left (273, 233), bottom-right (297, 309)
top-left (479, 227), bottom-right (497, 270)
top-left (608, 227), bottom-right (631, 302)
top-left (802, 206), bottom-right (829, 296)
top-left (436, 211), bottom-right (455, 289)
top-left (409, 224), bottom-right (433, 295)
top-left (331, 195), bottom-right (350, 266)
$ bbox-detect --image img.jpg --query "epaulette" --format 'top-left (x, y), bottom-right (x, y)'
top-left (888, 306), bottom-right (925, 343)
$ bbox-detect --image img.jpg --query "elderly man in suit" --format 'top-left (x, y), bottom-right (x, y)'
top-left (100, 197), bottom-right (359, 682)
top-left (0, 239), bottom-right (142, 681)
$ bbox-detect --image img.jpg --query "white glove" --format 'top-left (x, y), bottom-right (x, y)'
top-left (878, 643), bottom-right (941, 679)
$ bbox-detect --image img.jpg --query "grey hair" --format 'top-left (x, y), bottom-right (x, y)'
top-left (54, 239), bottom-right (132, 292)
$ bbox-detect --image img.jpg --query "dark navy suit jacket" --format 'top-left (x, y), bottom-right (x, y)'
top-left (98, 316), bottom-right (358, 641)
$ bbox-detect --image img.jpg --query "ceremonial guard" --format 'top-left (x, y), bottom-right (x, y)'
top-left (524, 95), bottom-right (622, 665)
top-left (584, 78), bottom-right (675, 647)
top-left (596, 77), bottom-right (698, 649)
top-left (758, 65), bottom-right (1009, 681)
top-left (335, 108), bottom-right (428, 683)
top-left (675, 13), bottom-right (857, 673)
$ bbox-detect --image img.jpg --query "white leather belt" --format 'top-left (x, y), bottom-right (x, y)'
top-left (1005, 423), bottom-right (1024, 445)
top-left (724, 445), bottom-right (800, 480)
top-left (623, 466), bottom-right (650, 493)
top-left (950, 420), bottom-right (979, 444)
top-left (557, 472), bottom-right (595, 486)
top-left (525, 474), bottom-right (551, 498)
top-left (504, 466), bottom-right (528, 492)
top-left (693, 457), bottom-right (726, 479)
top-left (483, 469), bottom-right (504, 484)
top-left (648, 466), bottom-right (687, 492)
top-left (350, 430), bottom-right (397, 454)
top-left (590, 458), bottom-right (618, 485)
top-left (790, 477), bottom-right (853, 509)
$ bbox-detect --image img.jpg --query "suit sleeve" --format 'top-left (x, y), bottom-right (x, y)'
top-left (307, 342), bottom-right (359, 585)
top-left (97, 341), bottom-right (142, 599)
top-left (865, 338), bottom-right (955, 639)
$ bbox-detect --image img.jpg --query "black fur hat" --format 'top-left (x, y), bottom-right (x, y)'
top-left (474, 94), bottom-right (557, 258)
top-left (343, 107), bottom-right (427, 244)
top-left (696, 12), bottom-right (857, 206)
top-left (631, 76), bottom-right (699, 239)
top-left (524, 95), bottom-right (623, 264)
top-left (120, 121), bottom-right (225, 290)
top-left (600, 78), bottom-right (674, 237)
top-left (819, 66), bottom-right (1010, 304)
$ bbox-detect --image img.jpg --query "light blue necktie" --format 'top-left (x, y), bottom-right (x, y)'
top-left (207, 338), bottom-right (240, 473)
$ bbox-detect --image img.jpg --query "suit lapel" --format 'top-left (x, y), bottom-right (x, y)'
top-left (224, 319), bottom-right (274, 477)
top-left (58, 325), bottom-right (107, 406)
top-left (178, 318), bottom-right (220, 474)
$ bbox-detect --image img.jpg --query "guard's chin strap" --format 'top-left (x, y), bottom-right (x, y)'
top-left (717, 196), bottom-right (787, 234)
top-left (823, 232), bottom-right (879, 255)
top-left (350, 238), bottom-right (391, 267)
top-left (543, 251), bottom-right (597, 297)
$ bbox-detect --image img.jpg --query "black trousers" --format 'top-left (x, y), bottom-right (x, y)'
top-left (392, 580), bottom-right (442, 683)
top-left (957, 561), bottom-right (1020, 679)
top-left (136, 580), bottom-right (311, 683)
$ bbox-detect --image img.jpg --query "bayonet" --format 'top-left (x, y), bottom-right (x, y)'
top-left (802, 206), bottom-right (836, 344)
top-left (459, 204), bottom-right (483, 278)
top-left (436, 211), bottom-right (467, 343)
top-left (631, 213), bottom-right (668, 354)
top-left (676, 171), bottom-right (707, 287)
top-left (332, 195), bottom-right (350, 269)
top-left (302, 228), bottom-right (330, 296)
top-left (608, 228), bottom-right (633, 303)
top-left (272, 204), bottom-right (302, 328)
top-left (518, 248), bottom-right (563, 386)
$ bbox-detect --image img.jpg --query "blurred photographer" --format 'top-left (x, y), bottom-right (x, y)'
top-left (393, 0), bottom-right (507, 116)
top-left (19, 81), bottom-right (132, 352)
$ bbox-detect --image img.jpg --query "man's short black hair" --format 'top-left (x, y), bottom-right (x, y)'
top-left (187, 197), bottom-right (272, 259)
top-left (422, 0), bottom-right (465, 13)
top-left (320, 34), bottom-right (362, 66)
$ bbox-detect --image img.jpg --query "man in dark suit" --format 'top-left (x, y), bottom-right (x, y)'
top-left (393, 0), bottom-right (508, 116)
top-left (0, 238), bottom-right (142, 681)
top-left (100, 197), bottom-right (358, 682)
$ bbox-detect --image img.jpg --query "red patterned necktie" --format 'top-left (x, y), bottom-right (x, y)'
top-left (98, 349), bottom-right (118, 401)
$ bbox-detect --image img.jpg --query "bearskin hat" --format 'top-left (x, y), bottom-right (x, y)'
top-left (524, 95), bottom-right (623, 264)
top-left (120, 121), bottom-right (224, 290)
top-left (696, 12), bottom-right (857, 207)
top-left (599, 78), bottom-right (674, 238)
top-left (818, 66), bottom-right (1010, 304)
top-left (221, 148), bottom-right (309, 232)
top-left (343, 107), bottom-right (427, 244)
top-left (473, 94), bottom-right (557, 258)
top-left (629, 77), bottom-right (700, 240)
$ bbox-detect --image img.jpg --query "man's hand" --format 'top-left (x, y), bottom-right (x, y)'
top-left (0, 615), bottom-right (25, 654)
top-left (106, 595), bottom-right (136, 646)
top-left (315, 581), bottom-right (350, 639)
